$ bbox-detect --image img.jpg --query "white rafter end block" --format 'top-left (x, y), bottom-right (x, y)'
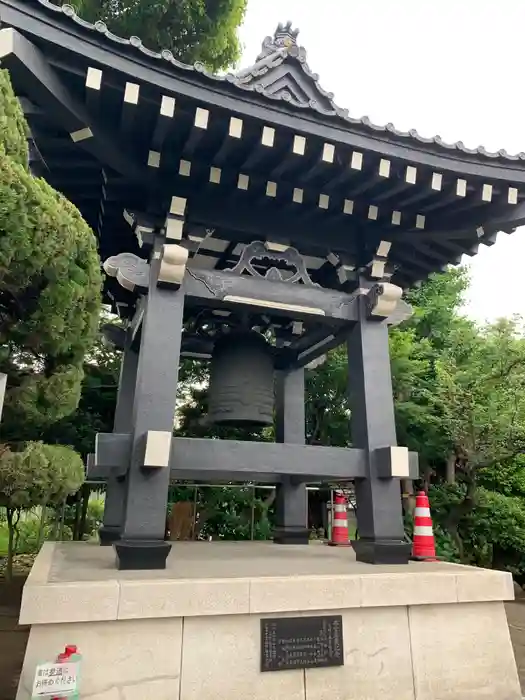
top-left (405, 165), bottom-right (417, 184)
top-left (124, 82), bottom-right (140, 104)
top-left (170, 196), bottom-right (187, 216)
top-left (147, 150), bottom-right (161, 168)
top-left (337, 265), bottom-right (355, 284)
top-left (238, 173), bottom-right (249, 190)
top-left (293, 187), bottom-right (303, 203)
top-left (431, 172), bottom-right (442, 191)
top-left (368, 205), bottom-right (379, 220)
top-left (351, 151), bottom-right (363, 170)
top-left (343, 199), bottom-right (354, 215)
top-left (377, 240), bottom-right (391, 257)
top-left (179, 159), bottom-right (191, 176)
top-left (293, 134), bottom-right (306, 155)
top-left (165, 217), bottom-right (184, 241)
top-left (262, 126), bottom-right (275, 147)
top-left (86, 66), bottom-right (102, 90)
top-left (209, 167), bottom-right (221, 184)
top-left (370, 260), bottom-right (386, 279)
top-left (160, 95), bottom-right (176, 117)
top-left (266, 181), bottom-right (277, 197)
top-left (379, 159), bottom-right (391, 178)
top-left (392, 210), bottom-right (402, 225)
top-left (482, 183), bottom-right (493, 202)
top-left (319, 193), bottom-right (330, 209)
top-left (456, 178), bottom-right (467, 197)
top-left (194, 107), bottom-right (209, 129)
top-left (509, 187), bottom-right (518, 204)
top-left (70, 127), bottom-right (93, 142)
top-left (322, 143), bottom-right (335, 163)
top-left (229, 116), bottom-right (243, 138)
top-left (416, 214), bottom-right (425, 229)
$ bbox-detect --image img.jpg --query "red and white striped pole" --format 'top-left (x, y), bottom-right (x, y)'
top-left (412, 491), bottom-right (438, 561)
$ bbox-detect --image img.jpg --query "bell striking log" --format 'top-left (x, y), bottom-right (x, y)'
top-left (208, 331), bottom-right (275, 426)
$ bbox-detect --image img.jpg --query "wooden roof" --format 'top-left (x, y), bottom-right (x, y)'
top-left (1, 0), bottom-right (525, 305)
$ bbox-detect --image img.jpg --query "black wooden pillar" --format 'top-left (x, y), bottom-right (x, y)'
top-left (273, 367), bottom-right (309, 544)
top-left (115, 249), bottom-right (184, 570)
top-left (347, 306), bottom-right (410, 564)
top-left (99, 334), bottom-right (138, 545)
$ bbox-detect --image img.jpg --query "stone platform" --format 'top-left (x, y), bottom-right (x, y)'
top-left (16, 541), bottom-right (521, 700)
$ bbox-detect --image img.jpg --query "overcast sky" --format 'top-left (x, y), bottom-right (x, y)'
top-left (237, 0), bottom-right (525, 323)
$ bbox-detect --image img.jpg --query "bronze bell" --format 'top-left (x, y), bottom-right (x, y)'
top-left (208, 331), bottom-right (274, 426)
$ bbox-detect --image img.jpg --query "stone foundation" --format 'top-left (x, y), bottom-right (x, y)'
top-left (16, 541), bottom-right (521, 700)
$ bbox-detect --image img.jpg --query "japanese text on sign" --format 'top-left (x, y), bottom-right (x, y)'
top-left (260, 614), bottom-right (344, 672)
top-left (31, 661), bottom-right (79, 698)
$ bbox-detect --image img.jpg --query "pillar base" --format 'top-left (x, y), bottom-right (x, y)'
top-left (98, 525), bottom-right (121, 546)
top-left (115, 539), bottom-right (171, 570)
top-left (352, 537), bottom-right (411, 565)
top-left (273, 526), bottom-right (310, 545)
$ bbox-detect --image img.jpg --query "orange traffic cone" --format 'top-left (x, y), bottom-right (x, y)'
top-left (328, 492), bottom-right (352, 547)
top-left (412, 491), bottom-right (438, 561)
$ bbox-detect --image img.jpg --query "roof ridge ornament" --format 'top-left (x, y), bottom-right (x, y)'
top-left (275, 21), bottom-right (299, 47)
top-left (257, 21), bottom-right (302, 61)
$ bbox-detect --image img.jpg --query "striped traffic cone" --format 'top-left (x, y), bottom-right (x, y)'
top-left (328, 492), bottom-right (352, 547)
top-left (412, 491), bottom-right (438, 561)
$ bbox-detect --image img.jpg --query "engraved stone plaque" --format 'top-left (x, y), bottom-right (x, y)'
top-left (260, 615), bottom-right (344, 672)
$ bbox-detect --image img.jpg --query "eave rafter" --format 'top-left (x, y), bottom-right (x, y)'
top-left (2, 0), bottom-right (525, 293)
top-left (396, 195), bottom-right (523, 251)
top-left (2, 0), bottom-right (525, 184)
top-left (0, 27), bottom-right (144, 181)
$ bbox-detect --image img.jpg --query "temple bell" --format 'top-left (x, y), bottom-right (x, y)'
top-left (208, 331), bottom-right (275, 426)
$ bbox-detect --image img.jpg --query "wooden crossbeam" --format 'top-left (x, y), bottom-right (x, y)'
top-left (90, 434), bottom-right (420, 483)
top-left (183, 265), bottom-right (360, 323)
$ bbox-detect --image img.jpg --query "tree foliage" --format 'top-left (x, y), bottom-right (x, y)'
top-left (397, 271), bottom-right (525, 570)
top-left (0, 69), bottom-right (100, 577)
top-left (70, 0), bottom-right (247, 71)
top-left (0, 441), bottom-right (84, 579)
top-left (0, 69), bottom-right (102, 440)
top-left (42, 324), bottom-right (121, 457)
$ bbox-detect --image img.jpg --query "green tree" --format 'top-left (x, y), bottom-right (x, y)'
top-left (394, 270), bottom-right (525, 567)
top-left (71, 0), bottom-right (248, 71)
top-left (0, 70), bottom-right (101, 573)
top-left (428, 319), bottom-right (525, 562)
top-left (0, 70), bottom-right (102, 443)
top-left (0, 442), bottom-right (84, 580)
top-left (42, 326), bottom-right (121, 457)
top-left (305, 349), bottom-right (349, 447)
top-left (394, 268), bottom-right (474, 481)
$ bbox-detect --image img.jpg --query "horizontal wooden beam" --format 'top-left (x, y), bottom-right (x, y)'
top-left (90, 433), bottom-right (419, 483)
top-left (291, 330), bottom-right (348, 369)
top-left (183, 266), bottom-right (359, 324)
top-left (91, 433), bottom-right (367, 481)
